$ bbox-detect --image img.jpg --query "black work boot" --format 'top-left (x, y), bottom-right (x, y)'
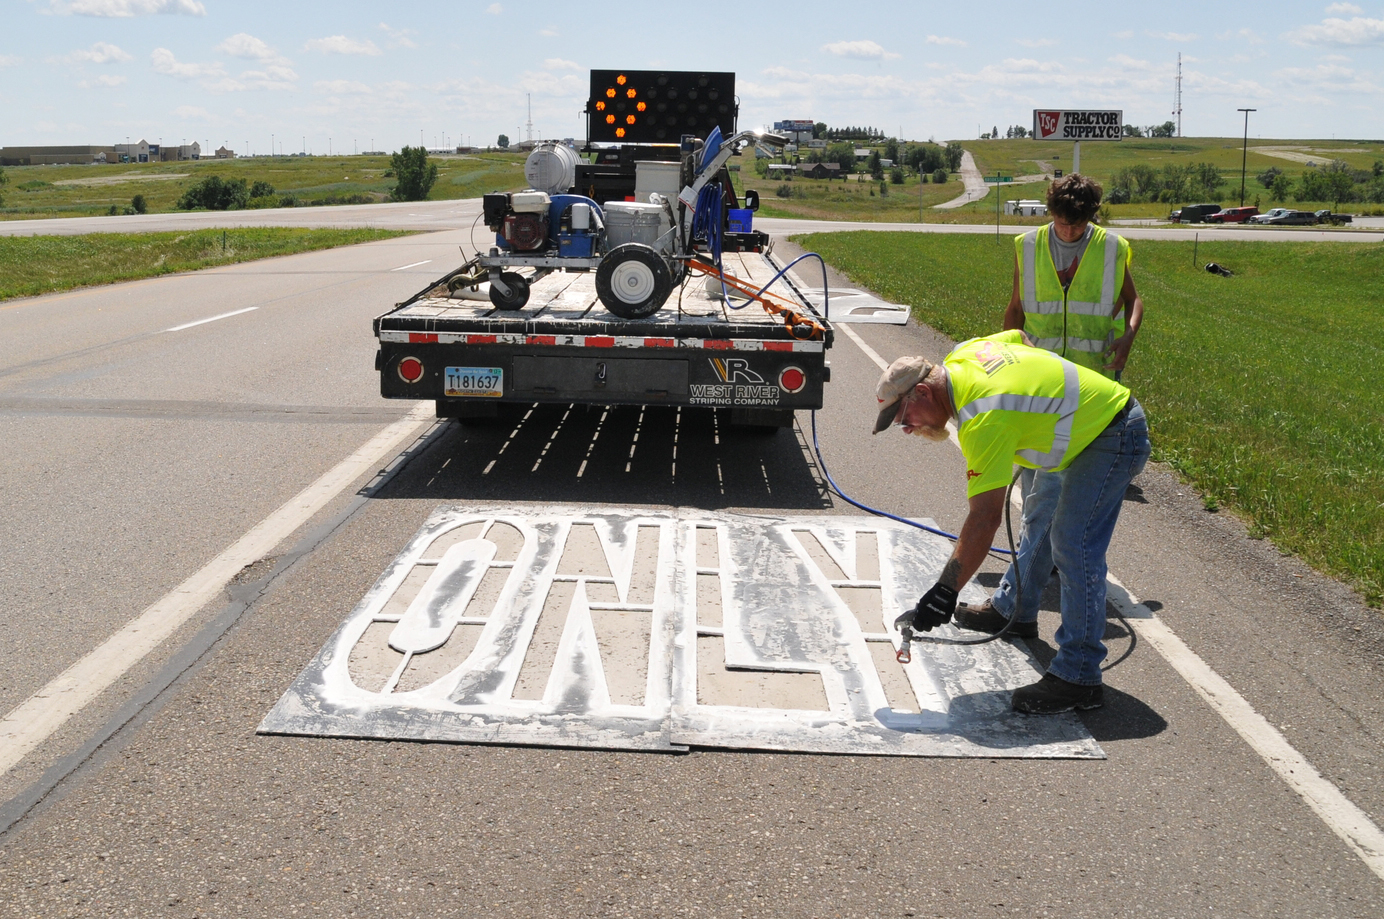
top-left (1011, 673), bottom-right (1104, 714)
top-left (953, 599), bottom-right (1038, 639)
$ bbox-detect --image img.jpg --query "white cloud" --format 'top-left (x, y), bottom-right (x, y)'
top-left (1016, 38), bottom-right (1057, 48)
top-left (822, 40), bottom-right (901, 60)
top-left (1326, 3), bottom-right (1362, 14)
top-left (61, 41), bottom-right (132, 63)
top-left (305, 36), bottom-right (382, 56)
top-left (78, 73), bottom-right (126, 87)
top-left (1290, 15), bottom-right (1384, 45)
top-left (378, 22), bottom-right (417, 49)
top-left (0, 55), bottom-right (21, 66)
top-left (218, 33), bottom-right (278, 60)
top-left (486, 3), bottom-right (502, 13)
top-left (544, 58), bottom-right (580, 70)
top-left (540, 28), bottom-right (558, 37)
top-left (315, 79), bottom-right (373, 95)
top-left (172, 104), bottom-right (210, 119)
top-left (47, 0), bottom-right (205, 16)
top-left (926, 35), bottom-right (967, 47)
top-left (1114, 30), bottom-right (1134, 39)
top-left (1146, 31), bottom-right (1198, 41)
top-left (150, 47), bottom-right (223, 78)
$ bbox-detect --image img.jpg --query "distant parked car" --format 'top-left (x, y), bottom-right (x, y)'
top-left (1169, 203), bottom-right (1223, 224)
top-left (1314, 209), bottom-right (1354, 225)
top-left (1248, 208), bottom-right (1291, 224)
top-left (1261, 209), bottom-right (1318, 225)
top-left (1205, 206), bottom-right (1259, 224)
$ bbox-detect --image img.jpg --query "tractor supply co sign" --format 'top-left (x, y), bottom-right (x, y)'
top-left (1033, 110), bottom-right (1123, 141)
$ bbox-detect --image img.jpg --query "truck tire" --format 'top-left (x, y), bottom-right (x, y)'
top-left (595, 244), bottom-right (672, 320)
top-left (489, 271), bottom-right (530, 310)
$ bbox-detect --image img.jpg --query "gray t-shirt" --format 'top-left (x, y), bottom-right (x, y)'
top-left (1049, 224), bottom-right (1093, 287)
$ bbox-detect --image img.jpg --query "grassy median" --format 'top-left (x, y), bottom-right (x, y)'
top-left (0, 227), bottom-right (414, 301)
top-left (797, 230), bottom-right (1384, 606)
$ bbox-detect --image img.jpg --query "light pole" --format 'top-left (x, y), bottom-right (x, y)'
top-left (1238, 108), bottom-right (1256, 207)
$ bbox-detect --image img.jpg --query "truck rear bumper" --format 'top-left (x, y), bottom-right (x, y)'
top-left (377, 340), bottom-right (827, 411)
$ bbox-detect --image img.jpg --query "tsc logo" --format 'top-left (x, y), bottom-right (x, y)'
top-left (710, 357), bottom-right (765, 384)
top-left (966, 469), bottom-right (981, 480)
top-left (1036, 111), bottom-right (1061, 139)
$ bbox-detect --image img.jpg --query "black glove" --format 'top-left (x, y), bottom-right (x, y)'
top-left (894, 582), bottom-right (959, 633)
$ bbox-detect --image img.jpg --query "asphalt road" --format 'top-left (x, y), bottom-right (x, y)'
top-left (1, 222), bottom-right (1383, 917)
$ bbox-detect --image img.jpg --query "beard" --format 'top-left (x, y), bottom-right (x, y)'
top-left (910, 424), bottom-right (950, 442)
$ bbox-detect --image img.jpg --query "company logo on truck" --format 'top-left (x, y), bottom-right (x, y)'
top-left (692, 357), bottom-right (782, 406)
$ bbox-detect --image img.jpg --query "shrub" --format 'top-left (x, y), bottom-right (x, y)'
top-left (131, 194), bottom-right (147, 214)
top-left (176, 175), bottom-right (250, 210)
top-left (250, 180), bottom-right (274, 198)
top-left (390, 146), bottom-right (438, 201)
top-left (879, 180), bottom-right (888, 197)
top-left (775, 183), bottom-right (795, 198)
top-left (890, 167), bottom-right (905, 185)
top-left (279, 195), bottom-right (299, 207)
top-left (0, 166), bottom-right (6, 207)
top-left (932, 168), bottom-right (948, 184)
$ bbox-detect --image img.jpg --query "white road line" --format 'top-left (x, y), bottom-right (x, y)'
top-left (391, 260), bottom-right (432, 271)
top-left (0, 402), bottom-right (435, 777)
top-left (1106, 577), bottom-right (1384, 880)
top-left (838, 322), bottom-right (1384, 880)
top-left (163, 307), bottom-right (258, 332)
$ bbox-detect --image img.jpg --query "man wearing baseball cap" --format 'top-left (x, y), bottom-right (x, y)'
top-left (873, 330), bottom-right (1150, 713)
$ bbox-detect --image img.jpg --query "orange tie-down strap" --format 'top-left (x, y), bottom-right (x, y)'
top-left (685, 257), bottom-right (826, 341)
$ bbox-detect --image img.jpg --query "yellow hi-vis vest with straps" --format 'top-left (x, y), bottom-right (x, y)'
top-left (1015, 224), bottom-right (1131, 378)
top-left (946, 331), bottom-right (1132, 498)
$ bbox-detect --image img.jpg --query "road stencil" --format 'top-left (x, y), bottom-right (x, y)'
top-left (260, 505), bottom-right (1100, 758)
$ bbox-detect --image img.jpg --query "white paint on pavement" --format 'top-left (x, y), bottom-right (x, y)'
top-left (0, 402), bottom-right (435, 776)
top-left (163, 307), bottom-right (258, 332)
top-left (391, 260), bottom-right (433, 271)
top-left (839, 324), bottom-right (1384, 880)
top-left (1105, 575), bottom-right (1384, 881)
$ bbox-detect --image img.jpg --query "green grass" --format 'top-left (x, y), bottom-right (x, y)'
top-left (0, 153), bottom-right (528, 220)
top-left (0, 227), bottom-right (413, 301)
top-left (796, 230), bottom-right (1384, 606)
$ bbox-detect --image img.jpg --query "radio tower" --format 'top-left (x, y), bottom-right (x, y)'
top-left (526, 93), bottom-right (534, 144)
top-left (1173, 53), bottom-right (1183, 138)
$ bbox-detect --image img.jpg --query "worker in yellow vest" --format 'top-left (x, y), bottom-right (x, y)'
top-left (873, 333), bottom-right (1150, 712)
top-left (1003, 173), bottom-right (1143, 377)
top-left (956, 174), bottom-right (1146, 646)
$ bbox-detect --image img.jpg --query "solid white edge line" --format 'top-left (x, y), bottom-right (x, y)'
top-left (1105, 576), bottom-right (1384, 879)
top-left (838, 317), bottom-right (1384, 880)
top-left (391, 259), bottom-right (432, 271)
top-left (0, 401), bottom-right (435, 776)
top-left (163, 306), bottom-right (258, 332)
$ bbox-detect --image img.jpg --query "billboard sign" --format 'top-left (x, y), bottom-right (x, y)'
top-left (774, 119), bottom-right (816, 132)
top-left (1032, 110), bottom-right (1123, 141)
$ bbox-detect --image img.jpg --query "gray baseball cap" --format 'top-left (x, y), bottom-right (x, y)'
top-left (872, 356), bottom-right (933, 434)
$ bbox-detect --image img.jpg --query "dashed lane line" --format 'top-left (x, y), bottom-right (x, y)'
top-left (391, 260), bottom-right (433, 271)
top-left (0, 401), bottom-right (434, 777)
top-left (163, 306), bottom-right (258, 332)
top-left (837, 318), bottom-right (1384, 880)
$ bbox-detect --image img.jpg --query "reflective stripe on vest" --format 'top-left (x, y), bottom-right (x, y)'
top-left (1019, 227), bottom-right (1123, 368)
top-left (956, 360), bottom-right (1082, 470)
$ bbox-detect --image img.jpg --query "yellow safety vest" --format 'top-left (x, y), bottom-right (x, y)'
top-left (1015, 224), bottom-right (1131, 377)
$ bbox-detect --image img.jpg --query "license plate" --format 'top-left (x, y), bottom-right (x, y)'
top-left (445, 366), bottom-right (503, 397)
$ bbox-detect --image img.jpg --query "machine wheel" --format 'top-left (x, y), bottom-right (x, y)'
top-left (595, 244), bottom-right (672, 320)
top-left (488, 271), bottom-right (530, 310)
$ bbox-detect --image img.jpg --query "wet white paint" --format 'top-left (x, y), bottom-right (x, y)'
top-left (260, 506), bottom-right (1101, 758)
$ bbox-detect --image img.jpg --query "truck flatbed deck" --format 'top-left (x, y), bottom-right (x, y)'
top-left (374, 250), bottom-right (833, 426)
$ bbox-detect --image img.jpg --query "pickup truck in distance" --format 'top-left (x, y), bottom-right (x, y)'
top-left (1204, 206), bottom-right (1258, 224)
top-left (1314, 209), bottom-right (1354, 225)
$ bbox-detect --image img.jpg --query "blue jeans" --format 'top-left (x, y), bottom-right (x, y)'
top-left (992, 400), bottom-right (1150, 685)
top-left (989, 467), bottom-right (1063, 625)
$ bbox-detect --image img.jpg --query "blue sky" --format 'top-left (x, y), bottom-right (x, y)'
top-left (4, 0), bottom-right (1383, 152)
